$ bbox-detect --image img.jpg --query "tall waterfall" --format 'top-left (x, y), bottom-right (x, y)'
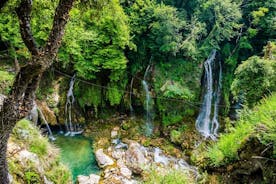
top-left (142, 65), bottom-right (153, 136)
top-left (64, 74), bottom-right (83, 136)
top-left (196, 50), bottom-right (222, 139)
top-left (37, 106), bottom-right (56, 141)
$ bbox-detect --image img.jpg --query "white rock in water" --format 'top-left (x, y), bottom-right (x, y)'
top-left (77, 174), bottom-right (100, 184)
top-left (125, 142), bottom-right (147, 174)
top-left (111, 130), bottom-right (118, 138)
top-left (95, 149), bottom-right (114, 168)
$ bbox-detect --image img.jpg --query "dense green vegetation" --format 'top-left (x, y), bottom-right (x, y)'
top-left (192, 93), bottom-right (276, 166)
top-left (1, 0), bottom-right (276, 183)
top-left (1, 0), bottom-right (275, 120)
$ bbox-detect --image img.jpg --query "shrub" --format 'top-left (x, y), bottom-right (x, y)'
top-left (205, 93), bottom-right (276, 166)
top-left (231, 56), bottom-right (275, 106)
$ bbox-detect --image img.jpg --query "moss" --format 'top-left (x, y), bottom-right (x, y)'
top-left (170, 130), bottom-right (182, 144)
top-left (25, 171), bottom-right (40, 184)
top-left (0, 69), bottom-right (14, 94)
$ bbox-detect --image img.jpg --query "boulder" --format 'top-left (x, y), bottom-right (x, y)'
top-left (111, 126), bottom-right (120, 138)
top-left (77, 174), bottom-right (100, 184)
top-left (95, 149), bottom-right (114, 168)
top-left (29, 104), bottom-right (39, 124)
top-left (117, 159), bottom-right (132, 179)
top-left (125, 142), bottom-right (147, 174)
top-left (78, 174), bottom-right (100, 184)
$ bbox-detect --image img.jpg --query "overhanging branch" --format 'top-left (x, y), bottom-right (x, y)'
top-left (44, 0), bottom-right (75, 58)
top-left (16, 0), bottom-right (39, 56)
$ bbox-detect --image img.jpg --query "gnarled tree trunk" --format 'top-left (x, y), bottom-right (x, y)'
top-left (0, 0), bottom-right (75, 183)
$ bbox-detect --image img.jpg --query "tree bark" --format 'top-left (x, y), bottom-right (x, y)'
top-left (0, 0), bottom-right (75, 183)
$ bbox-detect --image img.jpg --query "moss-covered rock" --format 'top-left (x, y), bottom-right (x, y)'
top-left (8, 119), bottom-right (72, 184)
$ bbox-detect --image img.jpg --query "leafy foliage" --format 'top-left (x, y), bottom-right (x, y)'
top-left (206, 93), bottom-right (276, 166)
top-left (231, 56), bottom-right (276, 106)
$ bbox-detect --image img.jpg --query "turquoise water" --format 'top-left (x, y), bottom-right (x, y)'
top-left (54, 134), bottom-right (99, 183)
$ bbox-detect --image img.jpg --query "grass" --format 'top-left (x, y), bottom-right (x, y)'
top-left (142, 167), bottom-right (195, 184)
top-left (205, 93), bottom-right (276, 166)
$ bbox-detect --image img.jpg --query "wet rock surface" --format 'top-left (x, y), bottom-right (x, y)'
top-left (77, 174), bottom-right (100, 184)
top-left (95, 149), bottom-right (114, 168)
top-left (93, 128), bottom-right (199, 184)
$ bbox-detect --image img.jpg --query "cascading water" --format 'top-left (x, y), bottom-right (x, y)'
top-left (37, 106), bottom-right (56, 141)
top-left (142, 65), bottom-right (153, 136)
top-left (210, 60), bottom-right (222, 137)
top-left (196, 50), bottom-right (222, 139)
top-left (64, 74), bottom-right (83, 136)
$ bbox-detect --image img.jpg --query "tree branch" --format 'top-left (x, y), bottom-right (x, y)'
top-left (44, 0), bottom-right (75, 58)
top-left (16, 0), bottom-right (39, 56)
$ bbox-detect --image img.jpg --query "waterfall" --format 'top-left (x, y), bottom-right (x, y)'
top-left (37, 106), bottom-right (56, 141)
top-left (64, 74), bottom-right (83, 136)
top-left (196, 50), bottom-right (222, 139)
top-left (142, 65), bottom-right (153, 136)
top-left (129, 77), bottom-right (134, 116)
top-left (210, 60), bottom-right (222, 137)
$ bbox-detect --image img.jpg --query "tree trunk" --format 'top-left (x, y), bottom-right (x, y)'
top-left (0, 64), bottom-right (43, 183)
top-left (0, 131), bottom-right (10, 184)
top-left (0, 0), bottom-right (75, 183)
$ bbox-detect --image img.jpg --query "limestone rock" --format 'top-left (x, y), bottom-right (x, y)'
top-left (77, 174), bottom-right (100, 184)
top-left (125, 142), bottom-right (147, 174)
top-left (95, 149), bottom-right (114, 168)
top-left (117, 159), bottom-right (132, 179)
top-left (111, 126), bottom-right (120, 138)
top-left (29, 104), bottom-right (39, 124)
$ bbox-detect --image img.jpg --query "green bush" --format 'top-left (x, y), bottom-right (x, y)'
top-left (231, 56), bottom-right (276, 106)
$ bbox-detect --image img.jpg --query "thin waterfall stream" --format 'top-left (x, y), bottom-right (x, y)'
top-left (37, 105), bottom-right (56, 141)
top-left (142, 65), bottom-right (153, 136)
top-left (196, 50), bottom-right (222, 139)
top-left (64, 74), bottom-right (83, 136)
